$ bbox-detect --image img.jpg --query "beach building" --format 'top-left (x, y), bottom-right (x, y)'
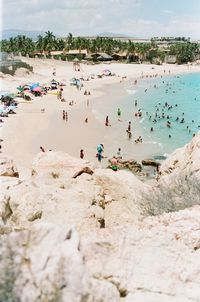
top-left (94, 53), bottom-right (113, 61)
top-left (112, 51), bottom-right (127, 61)
top-left (65, 49), bottom-right (88, 60)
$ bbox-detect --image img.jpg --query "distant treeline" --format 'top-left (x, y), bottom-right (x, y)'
top-left (0, 31), bottom-right (199, 64)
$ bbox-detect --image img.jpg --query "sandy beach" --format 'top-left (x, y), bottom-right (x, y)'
top-left (1, 57), bottom-right (200, 177)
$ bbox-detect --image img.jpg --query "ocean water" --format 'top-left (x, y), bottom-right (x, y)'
top-left (93, 72), bottom-right (200, 160)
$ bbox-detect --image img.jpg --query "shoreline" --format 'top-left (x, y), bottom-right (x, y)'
top-left (1, 58), bottom-right (200, 177)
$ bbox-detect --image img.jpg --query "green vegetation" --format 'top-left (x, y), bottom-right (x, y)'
top-left (169, 42), bottom-right (199, 64)
top-left (0, 32), bottom-right (199, 64)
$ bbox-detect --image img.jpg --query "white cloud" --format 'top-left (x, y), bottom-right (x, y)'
top-left (1, 0), bottom-right (200, 39)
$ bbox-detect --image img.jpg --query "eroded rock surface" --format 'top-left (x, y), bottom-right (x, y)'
top-left (0, 133), bottom-right (200, 301)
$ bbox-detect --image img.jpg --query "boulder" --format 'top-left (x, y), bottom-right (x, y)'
top-left (142, 159), bottom-right (160, 168)
top-left (159, 131), bottom-right (200, 181)
top-left (0, 224), bottom-right (81, 301)
top-left (109, 158), bottom-right (142, 173)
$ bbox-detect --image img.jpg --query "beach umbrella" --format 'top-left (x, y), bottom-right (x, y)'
top-left (30, 83), bottom-right (40, 90)
top-left (22, 85), bottom-right (30, 91)
top-left (17, 86), bottom-right (24, 92)
top-left (102, 69), bottom-right (111, 76)
top-left (32, 87), bottom-right (42, 92)
top-left (73, 57), bottom-right (79, 62)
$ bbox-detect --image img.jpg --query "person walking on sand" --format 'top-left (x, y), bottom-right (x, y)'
top-left (126, 130), bottom-right (132, 140)
top-left (65, 111), bottom-right (68, 121)
top-left (63, 110), bottom-right (65, 120)
top-left (40, 146), bottom-right (45, 152)
top-left (80, 149), bottom-right (84, 159)
top-left (127, 121), bottom-right (131, 132)
top-left (105, 116), bottom-right (110, 126)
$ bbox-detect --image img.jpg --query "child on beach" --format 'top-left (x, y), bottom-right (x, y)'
top-left (105, 116), bottom-right (111, 126)
top-left (80, 149), bottom-right (84, 159)
top-left (40, 146), bottom-right (45, 152)
top-left (117, 108), bottom-right (121, 119)
top-left (117, 148), bottom-right (122, 159)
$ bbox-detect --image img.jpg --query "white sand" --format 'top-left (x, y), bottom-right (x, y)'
top-left (1, 57), bottom-right (200, 177)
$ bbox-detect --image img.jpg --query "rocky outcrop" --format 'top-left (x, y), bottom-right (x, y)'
top-left (108, 158), bottom-right (142, 173)
top-left (82, 205), bottom-right (200, 302)
top-left (0, 156), bottom-right (19, 177)
top-left (0, 223), bottom-right (121, 302)
top-left (159, 131), bottom-right (200, 181)
top-left (0, 151), bottom-right (149, 231)
top-left (142, 158), bottom-right (160, 169)
top-left (1, 132), bottom-right (200, 301)
top-left (1, 206), bottom-right (200, 302)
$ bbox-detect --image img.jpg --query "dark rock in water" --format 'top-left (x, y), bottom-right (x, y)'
top-left (142, 159), bottom-right (160, 168)
top-left (153, 155), bottom-right (167, 160)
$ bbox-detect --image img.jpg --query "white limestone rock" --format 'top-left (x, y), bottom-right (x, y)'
top-left (0, 156), bottom-right (19, 177)
top-left (159, 131), bottom-right (200, 181)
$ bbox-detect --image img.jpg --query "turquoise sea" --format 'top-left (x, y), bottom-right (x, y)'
top-left (93, 72), bottom-right (200, 160)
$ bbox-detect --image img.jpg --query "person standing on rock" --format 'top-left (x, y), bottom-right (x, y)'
top-left (117, 148), bottom-right (122, 158)
top-left (97, 144), bottom-right (104, 162)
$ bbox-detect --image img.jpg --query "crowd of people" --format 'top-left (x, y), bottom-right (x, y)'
top-left (37, 69), bottom-right (198, 174)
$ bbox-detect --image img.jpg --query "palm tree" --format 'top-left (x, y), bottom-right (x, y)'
top-left (36, 35), bottom-right (45, 54)
top-left (66, 33), bottom-right (73, 49)
top-left (43, 31), bottom-right (56, 55)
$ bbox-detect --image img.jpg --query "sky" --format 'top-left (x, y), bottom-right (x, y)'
top-left (2, 0), bottom-right (200, 39)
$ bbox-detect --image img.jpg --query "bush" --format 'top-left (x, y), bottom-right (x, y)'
top-left (139, 174), bottom-right (200, 216)
top-left (0, 238), bottom-right (21, 302)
